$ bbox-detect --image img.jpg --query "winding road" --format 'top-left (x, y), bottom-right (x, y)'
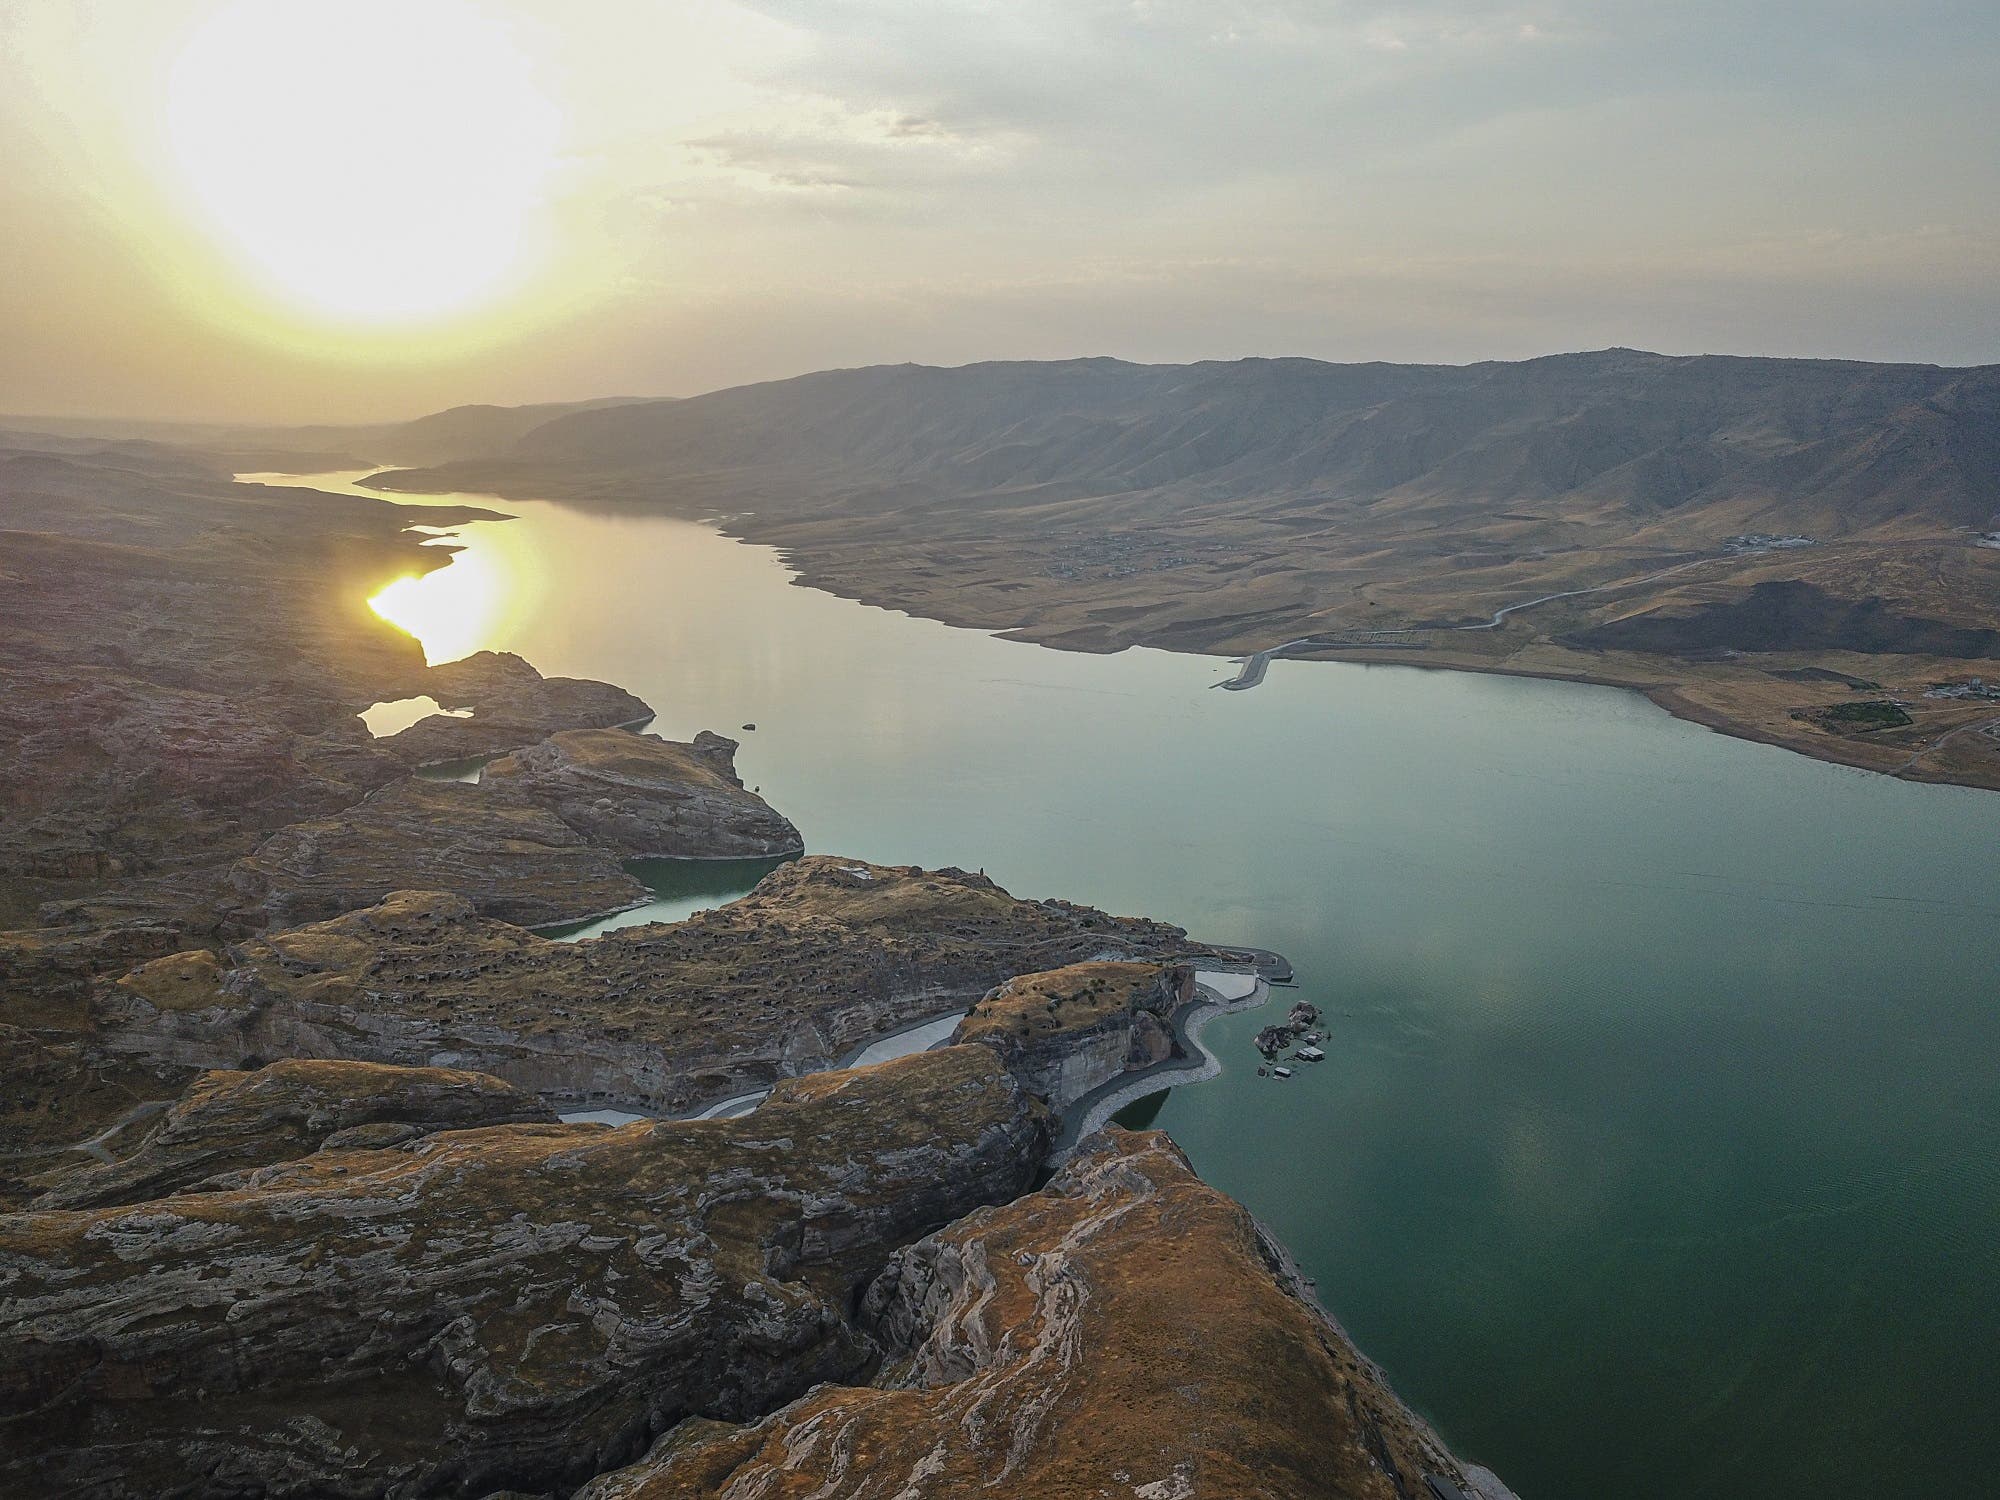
top-left (1216, 552), bottom-right (1732, 690)
top-left (1894, 713), bottom-right (2000, 776)
top-left (1453, 554), bottom-right (1724, 630)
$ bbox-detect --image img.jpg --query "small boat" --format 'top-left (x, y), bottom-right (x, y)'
top-left (1297, 1046), bottom-right (1325, 1062)
top-left (1273, 1066), bottom-right (1293, 1079)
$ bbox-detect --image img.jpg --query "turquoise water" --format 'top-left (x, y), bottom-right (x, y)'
top-left (543, 855), bottom-right (794, 939)
top-left (274, 473), bottom-right (2000, 1500)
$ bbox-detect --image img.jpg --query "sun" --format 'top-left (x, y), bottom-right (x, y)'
top-left (166, 0), bottom-right (560, 325)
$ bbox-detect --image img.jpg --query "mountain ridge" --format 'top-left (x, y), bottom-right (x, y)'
top-left (432, 349), bottom-right (2000, 542)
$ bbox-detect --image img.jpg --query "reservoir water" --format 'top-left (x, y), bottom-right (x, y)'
top-left (261, 473), bottom-right (2000, 1500)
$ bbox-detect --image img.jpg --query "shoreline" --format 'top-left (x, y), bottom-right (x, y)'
top-left (1052, 969), bottom-right (1272, 1158)
top-left (350, 464), bottom-right (1999, 795)
top-left (768, 556), bottom-right (2000, 797)
top-left (1226, 640), bottom-right (2000, 793)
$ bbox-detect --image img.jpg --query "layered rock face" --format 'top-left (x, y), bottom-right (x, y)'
top-left (96, 860), bottom-right (1214, 1114)
top-left (225, 777), bottom-right (649, 931)
top-left (576, 1129), bottom-right (1509, 1500)
top-left (221, 730), bottom-right (801, 931)
top-left (482, 728), bottom-right (804, 858)
top-left (0, 922), bottom-right (207, 1204)
top-left (954, 959), bottom-right (1191, 1109)
top-left (0, 1024), bottom-right (188, 1209)
top-left (0, 1047), bottom-right (1048, 1500)
top-left (376, 650), bottom-right (653, 766)
top-left (30, 1057), bottom-right (554, 1210)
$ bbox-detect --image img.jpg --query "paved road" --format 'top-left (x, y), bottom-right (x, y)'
top-left (1453, 554), bottom-right (1723, 631)
top-left (1213, 553), bottom-right (1730, 691)
top-left (1894, 712), bottom-right (2000, 776)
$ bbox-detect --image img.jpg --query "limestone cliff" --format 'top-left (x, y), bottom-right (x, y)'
top-left (954, 959), bottom-right (1191, 1109)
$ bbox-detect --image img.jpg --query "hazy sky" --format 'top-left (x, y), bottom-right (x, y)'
top-left (2, 0), bottom-right (1996, 423)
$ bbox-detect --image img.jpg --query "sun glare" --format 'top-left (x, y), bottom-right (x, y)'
top-left (167, 0), bottom-right (560, 325)
top-left (369, 553), bottom-right (504, 665)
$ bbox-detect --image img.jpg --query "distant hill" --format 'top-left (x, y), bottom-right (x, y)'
top-left (474, 351), bottom-right (2000, 540)
top-left (0, 397), bottom-right (664, 473)
top-left (373, 398), bottom-right (658, 467)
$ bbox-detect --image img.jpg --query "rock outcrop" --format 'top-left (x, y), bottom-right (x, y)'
top-left (225, 777), bottom-right (649, 931)
top-left (378, 650), bottom-right (653, 766)
top-left (0, 1047), bottom-right (1047, 1499)
top-left (574, 1128), bottom-right (1512, 1500)
top-left (0, 1025), bottom-right (188, 1209)
top-left (0, 448), bottom-right (491, 930)
top-left (96, 860), bottom-right (1216, 1114)
top-left (0, 922), bottom-right (208, 1205)
top-left (482, 727), bottom-right (804, 859)
top-left (954, 959), bottom-right (1190, 1110)
top-left (221, 729), bottom-right (801, 931)
top-left (29, 1057), bottom-right (553, 1210)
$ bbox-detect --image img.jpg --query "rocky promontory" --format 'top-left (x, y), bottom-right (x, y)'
top-left (576, 1128), bottom-right (1514, 1500)
top-left (223, 729), bottom-right (803, 932)
top-left (954, 959), bottom-right (1191, 1109)
top-left (481, 727), bottom-right (804, 859)
top-left (378, 649), bottom-right (653, 766)
top-left (97, 859), bottom-right (1217, 1115)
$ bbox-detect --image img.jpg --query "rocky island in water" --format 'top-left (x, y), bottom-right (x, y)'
top-left (0, 437), bottom-right (1517, 1496)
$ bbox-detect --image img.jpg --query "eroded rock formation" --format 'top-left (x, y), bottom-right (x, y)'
top-left (0, 1047), bottom-right (1048, 1499)
top-left (954, 959), bottom-right (1190, 1109)
top-left (575, 1129), bottom-right (1514, 1500)
top-left (97, 859), bottom-right (1214, 1114)
top-left (481, 727), bottom-right (804, 859)
top-left (30, 1057), bottom-right (554, 1211)
top-left (224, 777), bottom-right (649, 931)
top-left (378, 650), bottom-right (653, 766)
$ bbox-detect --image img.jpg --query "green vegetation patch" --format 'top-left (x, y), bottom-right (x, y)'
top-left (1815, 700), bottom-right (1913, 730)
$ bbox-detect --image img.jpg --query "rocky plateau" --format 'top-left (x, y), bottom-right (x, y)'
top-left (97, 858), bottom-right (1217, 1116)
top-left (480, 728), bottom-right (805, 861)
